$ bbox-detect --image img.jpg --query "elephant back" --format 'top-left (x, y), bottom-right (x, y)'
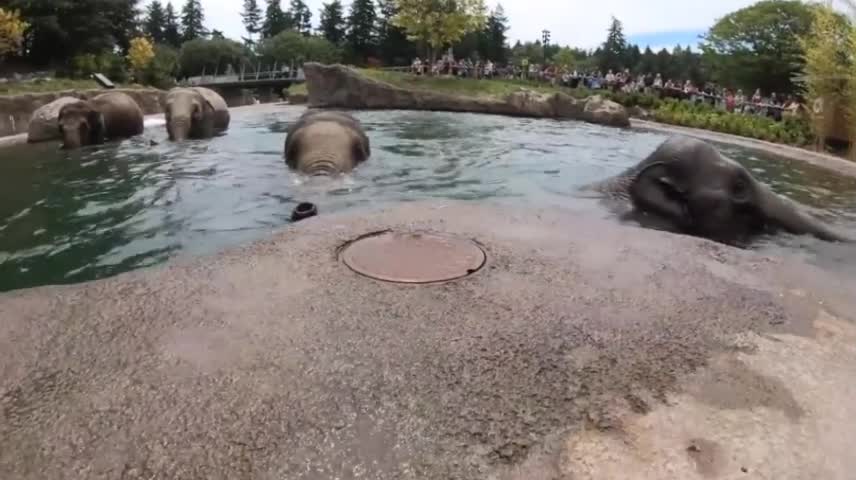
top-left (191, 87), bottom-right (230, 132)
top-left (92, 92), bottom-right (144, 139)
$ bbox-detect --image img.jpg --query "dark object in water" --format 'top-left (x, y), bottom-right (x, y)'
top-left (291, 202), bottom-right (318, 222)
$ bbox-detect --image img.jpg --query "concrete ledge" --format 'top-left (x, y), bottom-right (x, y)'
top-left (1, 201), bottom-right (853, 478)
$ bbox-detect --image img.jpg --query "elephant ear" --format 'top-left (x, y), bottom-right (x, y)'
top-left (87, 109), bottom-right (106, 143)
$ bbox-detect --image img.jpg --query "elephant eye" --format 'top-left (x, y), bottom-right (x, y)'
top-left (731, 177), bottom-right (751, 202)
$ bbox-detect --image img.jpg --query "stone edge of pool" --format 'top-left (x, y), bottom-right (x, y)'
top-left (2, 104), bottom-right (853, 179)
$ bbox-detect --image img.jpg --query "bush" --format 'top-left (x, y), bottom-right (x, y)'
top-left (69, 51), bottom-right (128, 82)
top-left (178, 37), bottom-right (250, 78)
top-left (138, 44), bottom-right (178, 89)
top-left (257, 30), bottom-right (342, 65)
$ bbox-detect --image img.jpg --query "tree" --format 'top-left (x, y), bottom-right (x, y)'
top-left (178, 37), bottom-right (248, 77)
top-left (181, 0), bottom-right (207, 42)
top-left (144, 1), bottom-right (167, 44)
top-left (263, 0), bottom-right (293, 38)
top-left (140, 44), bottom-right (179, 89)
top-left (598, 16), bottom-right (626, 73)
top-left (701, 0), bottom-right (814, 94)
top-left (319, 1), bottom-right (347, 45)
top-left (376, 0), bottom-right (417, 65)
top-left (346, 0), bottom-right (377, 62)
top-left (0, 8), bottom-right (28, 58)
top-left (128, 36), bottom-right (155, 75)
top-left (637, 46), bottom-right (657, 74)
top-left (392, 0), bottom-right (488, 62)
top-left (483, 4), bottom-right (509, 63)
top-left (258, 29), bottom-right (343, 64)
top-left (623, 44), bottom-right (641, 72)
top-left (164, 1), bottom-right (183, 47)
top-left (211, 29), bottom-right (225, 39)
top-left (289, 0), bottom-right (313, 36)
top-left (242, 0), bottom-right (263, 39)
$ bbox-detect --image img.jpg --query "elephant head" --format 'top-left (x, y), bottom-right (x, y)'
top-left (57, 101), bottom-right (106, 149)
top-left (626, 136), bottom-right (851, 244)
top-left (284, 110), bottom-right (370, 175)
top-left (164, 88), bottom-right (215, 141)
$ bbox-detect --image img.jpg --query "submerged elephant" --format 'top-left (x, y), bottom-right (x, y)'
top-left (284, 110), bottom-right (370, 175)
top-left (57, 92), bottom-right (144, 149)
top-left (587, 136), bottom-right (851, 245)
top-left (163, 87), bottom-right (230, 141)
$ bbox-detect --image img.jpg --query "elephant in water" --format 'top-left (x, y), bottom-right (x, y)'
top-left (586, 136), bottom-right (851, 245)
top-left (163, 87), bottom-right (230, 141)
top-left (284, 110), bottom-right (370, 175)
top-left (57, 92), bottom-right (144, 149)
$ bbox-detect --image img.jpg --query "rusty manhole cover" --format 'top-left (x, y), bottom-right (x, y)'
top-left (341, 230), bottom-right (486, 284)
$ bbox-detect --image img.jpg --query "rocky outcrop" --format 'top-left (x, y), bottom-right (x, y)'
top-left (0, 88), bottom-right (165, 141)
top-left (303, 63), bottom-right (630, 127)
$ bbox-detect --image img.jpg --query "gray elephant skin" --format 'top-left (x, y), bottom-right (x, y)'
top-left (57, 92), bottom-right (144, 149)
top-left (284, 110), bottom-right (370, 175)
top-left (163, 87), bottom-right (230, 141)
top-left (588, 136), bottom-right (851, 245)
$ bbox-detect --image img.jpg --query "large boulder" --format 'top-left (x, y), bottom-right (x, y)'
top-left (583, 95), bottom-right (630, 128)
top-left (26, 96), bottom-right (79, 143)
top-left (303, 63), bottom-right (629, 127)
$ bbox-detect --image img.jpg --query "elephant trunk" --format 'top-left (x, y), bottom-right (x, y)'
top-left (300, 149), bottom-right (349, 176)
top-left (759, 185), bottom-right (852, 243)
top-left (168, 116), bottom-right (192, 141)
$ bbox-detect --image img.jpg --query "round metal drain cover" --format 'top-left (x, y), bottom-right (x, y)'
top-left (341, 231), bottom-right (486, 284)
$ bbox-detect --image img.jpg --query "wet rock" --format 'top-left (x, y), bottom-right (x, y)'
top-left (303, 63), bottom-right (630, 128)
top-left (26, 96), bottom-right (79, 143)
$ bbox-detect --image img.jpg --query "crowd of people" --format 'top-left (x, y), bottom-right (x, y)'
top-left (410, 55), bottom-right (805, 122)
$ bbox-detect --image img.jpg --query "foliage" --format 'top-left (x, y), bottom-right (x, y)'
top-left (700, 0), bottom-right (814, 95)
top-left (376, 0), bottom-right (418, 65)
top-left (289, 0), bottom-right (313, 36)
top-left (144, 1), bottom-right (167, 44)
top-left (181, 0), bottom-right (207, 42)
top-left (552, 47), bottom-right (587, 69)
top-left (598, 16), bottom-right (626, 73)
top-left (346, 0), bottom-right (378, 62)
top-left (138, 44), bottom-right (178, 89)
top-left (242, 0), bottom-right (263, 38)
top-left (177, 37), bottom-right (248, 78)
top-left (128, 37), bottom-right (156, 73)
top-left (69, 51), bottom-right (128, 82)
top-left (258, 30), bottom-right (342, 64)
top-left (164, 2), bottom-right (183, 48)
top-left (319, 1), bottom-right (347, 45)
top-left (263, 0), bottom-right (293, 38)
top-left (392, 0), bottom-right (487, 61)
top-left (0, 8), bottom-right (28, 58)
top-left (483, 5), bottom-right (509, 63)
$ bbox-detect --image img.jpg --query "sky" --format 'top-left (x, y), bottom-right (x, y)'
top-left (151, 0), bottom-right (764, 51)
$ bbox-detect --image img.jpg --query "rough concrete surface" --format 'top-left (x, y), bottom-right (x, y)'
top-left (1, 201), bottom-right (855, 480)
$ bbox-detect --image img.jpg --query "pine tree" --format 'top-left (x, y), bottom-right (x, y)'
top-left (242, 0), bottom-right (263, 38)
top-left (484, 4), bottom-right (509, 63)
top-left (376, 0), bottom-right (417, 64)
top-left (263, 0), bottom-right (292, 38)
top-left (164, 1), bottom-right (182, 47)
top-left (144, 0), bottom-right (166, 43)
top-left (346, 0), bottom-right (377, 62)
top-left (598, 16), bottom-right (627, 73)
top-left (289, 0), bottom-right (312, 36)
top-left (180, 0), bottom-right (207, 42)
top-left (319, 1), bottom-right (347, 45)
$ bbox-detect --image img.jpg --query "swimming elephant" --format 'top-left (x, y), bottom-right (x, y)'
top-left (284, 110), bottom-right (370, 175)
top-left (57, 92), bottom-right (144, 149)
top-left (587, 136), bottom-right (851, 245)
top-left (163, 87), bottom-right (230, 141)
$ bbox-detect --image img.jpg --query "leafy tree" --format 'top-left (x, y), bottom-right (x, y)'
top-left (376, 0), bottom-right (417, 65)
top-left (263, 0), bottom-right (293, 38)
top-left (319, 1), bottom-right (347, 45)
top-left (178, 37), bottom-right (248, 77)
top-left (598, 16), bottom-right (626, 73)
top-left (346, 0), bottom-right (377, 62)
top-left (289, 0), bottom-right (313, 36)
top-left (140, 44), bottom-right (179, 89)
top-left (242, 0), bottom-right (263, 39)
top-left (483, 4), bottom-right (509, 63)
top-left (164, 1), bottom-right (182, 47)
top-left (181, 0), bottom-right (207, 42)
top-left (392, 0), bottom-right (487, 62)
top-left (701, 0), bottom-right (814, 94)
top-left (127, 36), bottom-right (155, 73)
top-left (144, 1), bottom-right (166, 44)
top-left (0, 8), bottom-right (28, 58)
top-left (258, 29), bottom-right (342, 64)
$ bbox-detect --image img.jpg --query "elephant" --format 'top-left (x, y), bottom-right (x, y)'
top-left (284, 110), bottom-right (370, 175)
top-left (586, 135), bottom-right (851, 245)
top-left (163, 87), bottom-right (230, 141)
top-left (57, 92), bottom-right (144, 149)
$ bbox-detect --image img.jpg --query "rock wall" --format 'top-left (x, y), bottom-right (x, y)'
top-left (0, 88), bottom-right (165, 138)
top-left (303, 63), bottom-right (630, 128)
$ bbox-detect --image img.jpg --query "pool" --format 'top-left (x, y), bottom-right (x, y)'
top-left (1, 105), bottom-right (855, 292)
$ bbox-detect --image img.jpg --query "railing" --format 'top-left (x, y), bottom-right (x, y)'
top-left (185, 62), bottom-right (305, 86)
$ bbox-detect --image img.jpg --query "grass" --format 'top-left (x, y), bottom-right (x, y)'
top-left (287, 83), bottom-right (307, 96)
top-left (0, 78), bottom-right (150, 96)
top-left (357, 68), bottom-right (588, 99)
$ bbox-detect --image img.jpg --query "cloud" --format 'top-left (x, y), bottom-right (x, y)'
top-left (147, 0), bottom-right (757, 50)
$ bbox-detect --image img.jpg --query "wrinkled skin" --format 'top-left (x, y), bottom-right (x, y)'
top-left (57, 92), bottom-right (144, 149)
top-left (587, 136), bottom-right (851, 245)
top-left (164, 87), bottom-right (230, 141)
top-left (284, 110), bottom-right (370, 175)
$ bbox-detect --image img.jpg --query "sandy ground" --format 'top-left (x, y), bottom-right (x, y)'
top-left (1, 201), bottom-right (854, 479)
